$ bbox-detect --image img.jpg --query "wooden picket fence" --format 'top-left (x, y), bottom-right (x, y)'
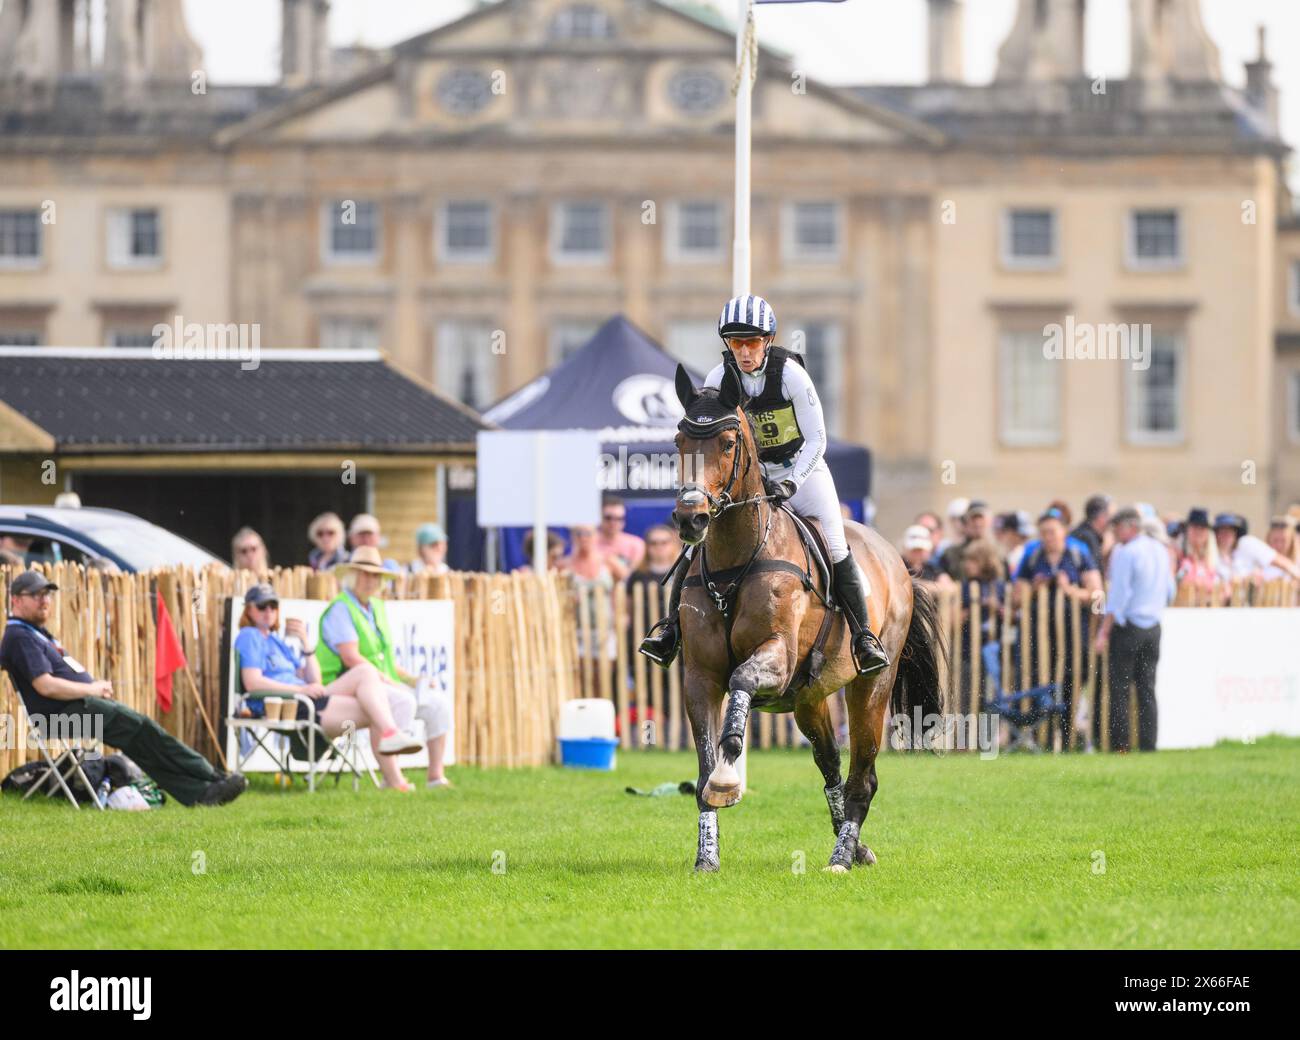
top-left (575, 574), bottom-right (1300, 754)
top-left (0, 564), bottom-right (579, 779)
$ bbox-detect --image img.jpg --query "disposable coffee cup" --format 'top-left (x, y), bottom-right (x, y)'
top-left (264, 699), bottom-right (284, 721)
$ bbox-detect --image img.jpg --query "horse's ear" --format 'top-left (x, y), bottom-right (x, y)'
top-left (718, 364), bottom-right (742, 411)
top-left (674, 364), bottom-right (698, 410)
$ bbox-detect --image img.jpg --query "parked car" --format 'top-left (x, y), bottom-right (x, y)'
top-left (0, 506), bottom-right (223, 573)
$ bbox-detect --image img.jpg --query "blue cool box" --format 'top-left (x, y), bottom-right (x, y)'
top-left (559, 737), bottom-right (619, 770)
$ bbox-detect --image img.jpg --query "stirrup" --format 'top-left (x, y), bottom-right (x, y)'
top-left (851, 630), bottom-right (889, 677)
top-left (638, 617), bottom-right (680, 667)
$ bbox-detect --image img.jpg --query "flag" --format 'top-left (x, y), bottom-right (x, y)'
top-left (154, 592), bottom-right (187, 712)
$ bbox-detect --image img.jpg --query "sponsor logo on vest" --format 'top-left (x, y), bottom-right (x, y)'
top-left (49, 971), bottom-right (151, 1020)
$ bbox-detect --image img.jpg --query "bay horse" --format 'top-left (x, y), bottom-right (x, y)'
top-left (670, 364), bottom-right (946, 872)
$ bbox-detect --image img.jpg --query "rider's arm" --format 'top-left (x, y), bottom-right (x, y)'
top-left (783, 362), bottom-right (827, 488)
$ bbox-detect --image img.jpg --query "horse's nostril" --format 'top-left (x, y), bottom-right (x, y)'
top-left (691, 514), bottom-right (709, 531)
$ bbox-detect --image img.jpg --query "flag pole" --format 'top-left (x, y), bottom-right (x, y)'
top-left (733, 0), bottom-right (754, 297)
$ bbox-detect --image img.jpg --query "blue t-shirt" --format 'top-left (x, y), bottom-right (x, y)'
top-left (234, 627), bottom-right (305, 687)
top-left (1014, 540), bottom-right (1098, 585)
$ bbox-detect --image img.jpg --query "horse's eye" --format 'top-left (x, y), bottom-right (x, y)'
top-left (722, 440), bottom-right (734, 453)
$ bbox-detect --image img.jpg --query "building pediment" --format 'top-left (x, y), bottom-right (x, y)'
top-left (217, 0), bottom-right (940, 150)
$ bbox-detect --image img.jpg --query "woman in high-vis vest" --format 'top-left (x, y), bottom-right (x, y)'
top-left (317, 546), bottom-right (453, 790)
top-left (639, 294), bottom-right (889, 677)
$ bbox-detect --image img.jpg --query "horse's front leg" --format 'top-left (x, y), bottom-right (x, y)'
top-left (685, 673), bottom-right (725, 872)
top-left (703, 636), bottom-right (792, 808)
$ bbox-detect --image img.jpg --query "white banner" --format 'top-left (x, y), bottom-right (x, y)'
top-left (1156, 609), bottom-right (1300, 748)
top-left (226, 598), bottom-right (455, 771)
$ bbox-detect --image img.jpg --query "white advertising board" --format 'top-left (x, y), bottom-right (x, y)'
top-left (1155, 609), bottom-right (1300, 749)
top-left (475, 429), bottom-right (601, 528)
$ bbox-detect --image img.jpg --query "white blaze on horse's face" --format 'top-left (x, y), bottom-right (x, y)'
top-left (672, 429), bottom-right (739, 545)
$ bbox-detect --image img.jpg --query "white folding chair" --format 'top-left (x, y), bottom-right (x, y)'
top-left (229, 690), bottom-right (377, 793)
top-left (17, 701), bottom-right (106, 811)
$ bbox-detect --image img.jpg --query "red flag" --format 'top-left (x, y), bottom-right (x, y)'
top-left (155, 592), bottom-right (187, 713)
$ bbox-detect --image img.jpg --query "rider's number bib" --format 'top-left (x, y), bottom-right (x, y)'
top-left (752, 405), bottom-right (800, 452)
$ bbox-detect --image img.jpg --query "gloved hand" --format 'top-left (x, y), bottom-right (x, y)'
top-left (766, 477), bottom-right (797, 502)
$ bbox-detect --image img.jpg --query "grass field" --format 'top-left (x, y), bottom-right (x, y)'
top-left (1, 738), bottom-right (1297, 949)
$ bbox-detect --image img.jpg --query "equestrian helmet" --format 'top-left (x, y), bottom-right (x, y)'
top-left (718, 294), bottom-right (777, 340)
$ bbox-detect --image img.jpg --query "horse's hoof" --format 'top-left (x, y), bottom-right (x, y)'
top-left (822, 863), bottom-right (849, 874)
top-left (694, 858), bottom-right (720, 873)
top-left (855, 844), bottom-right (877, 866)
top-left (702, 780), bottom-right (742, 808)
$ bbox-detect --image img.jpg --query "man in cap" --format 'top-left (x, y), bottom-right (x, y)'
top-left (900, 525), bottom-right (940, 581)
top-left (347, 513), bottom-right (401, 572)
top-left (0, 571), bottom-right (246, 805)
top-left (938, 499), bottom-right (991, 581)
top-left (1070, 493), bottom-right (1113, 569)
top-left (409, 523), bottom-right (450, 576)
top-left (1093, 507), bottom-right (1176, 752)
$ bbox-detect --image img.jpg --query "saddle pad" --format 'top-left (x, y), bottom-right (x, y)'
top-left (782, 506), bottom-right (833, 596)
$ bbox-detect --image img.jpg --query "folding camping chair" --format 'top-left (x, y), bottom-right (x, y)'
top-left (13, 700), bottom-right (106, 810)
top-left (979, 640), bottom-right (1068, 753)
top-left (227, 684), bottom-right (378, 793)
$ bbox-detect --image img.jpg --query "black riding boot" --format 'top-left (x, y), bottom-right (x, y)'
top-left (831, 556), bottom-right (890, 677)
top-left (639, 556), bottom-right (688, 668)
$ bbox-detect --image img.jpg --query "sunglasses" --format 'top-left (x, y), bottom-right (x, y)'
top-left (252, 601), bottom-right (279, 611)
top-left (602, 513), bottom-right (625, 522)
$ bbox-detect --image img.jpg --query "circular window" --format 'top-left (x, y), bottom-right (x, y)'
top-left (668, 67), bottom-right (725, 115)
top-left (438, 68), bottom-right (493, 116)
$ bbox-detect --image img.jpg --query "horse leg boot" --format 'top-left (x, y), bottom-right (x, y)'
top-left (639, 553), bottom-right (688, 667)
top-left (832, 555), bottom-right (890, 677)
top-left (704, 639), bottom-right (790, 808)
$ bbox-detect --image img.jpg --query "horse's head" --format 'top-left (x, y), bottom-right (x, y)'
top-left (671, 363), bottom-right (755, 546)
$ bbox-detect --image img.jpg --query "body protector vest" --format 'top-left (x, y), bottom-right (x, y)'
top-left (721, 345), bottom-right (807, 466)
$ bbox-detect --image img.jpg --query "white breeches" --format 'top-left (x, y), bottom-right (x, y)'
top-left (771, 460), bottom-right (849, 563)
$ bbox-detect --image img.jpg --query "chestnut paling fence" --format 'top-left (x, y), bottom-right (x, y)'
top-left (3, 563), bottom-right (1297, 780)
top-left (0, 564), bottom-right (579, 779)
top-left (574, 575), bottom-right (1300, 754)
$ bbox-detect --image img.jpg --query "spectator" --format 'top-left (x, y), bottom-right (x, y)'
top-left (517, 529), bottom-right (565, 573)
top-left (1213, 513), bottom-right (1300, 586)
top-left (1047, 499), bottom-right (1074, 526)
top-left (315, 549), bottom-right (453, 790)
top-left (1093, 507), bottom-right (1175, 752)
top-left (409, 523), bottom-right (450, 576)
top-left (1014, 507), bottom-right (1102, 751)
top-left (2, 570), bottom-right (246, 806)
top-left (626, 524), bottom-right (682, 654)
top-left (307, 512), bottom-right (348, 572)
top-left (934, 498), bottom-right (969, 558)
top-left (1261, 516), bottom-right (1300, 581)
top-left (958, 539), bottom-right (1007, 694)
top-left (913, 511), bottom-right (943, 553)
top-left (1070, 493), bottom-right (1113, 568)
top-left (563, 526), bottom-right (614, 589)
top-left (901, 525), bottom-right (940, 581)
top-left (231, 527), bottom-right (270, 572)
top-left (236, 580), bottom-right (424, 791)
top-left (347, 513), bottom-right (400, 572)
top-left (0, 548), bottom-right (23, 568)
top-left (594, 496), bottom-right (643, 580)
top-left (1175, 508), bottom-right (1218, 596)
top-left (995, 510), bottom-right (1033, 579)
top-left (938, 500), bottom-right (991, 581)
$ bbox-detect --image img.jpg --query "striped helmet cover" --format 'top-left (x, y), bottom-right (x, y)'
top-left (717, 294), bottom-right (777, 338)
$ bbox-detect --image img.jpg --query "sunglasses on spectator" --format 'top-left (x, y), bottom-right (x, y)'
top-left (17, 590), bottom-right (54, 600)
top-left (602, 513), bottom-right (625, 523)
top-left (647, 538), bottom-right (672, 547)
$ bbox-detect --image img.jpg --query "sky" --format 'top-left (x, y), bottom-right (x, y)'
top-left (185, 0), bottom-right (1296, 186)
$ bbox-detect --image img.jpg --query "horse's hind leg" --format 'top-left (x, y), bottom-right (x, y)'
top-left (793, 694), bottom-right (844, 837)
top-left (826, 668), bottom-right (896, 872)
top-left (685, 675), bottom-right (725, 872)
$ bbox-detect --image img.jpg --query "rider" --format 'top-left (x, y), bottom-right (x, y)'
top-left (639, 294), bottom-right (890, 677)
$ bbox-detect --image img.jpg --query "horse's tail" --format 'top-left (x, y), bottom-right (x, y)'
top-left (891, 576), bottom-right (949, 750)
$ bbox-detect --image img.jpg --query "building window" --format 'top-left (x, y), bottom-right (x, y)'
top-left (547, 4), bottom-right (615, 39)
top-left (106, 328), bottom-right (159, 348)
top-left (1288, 371), bottom-right (1300, 445)
top-left (1000, 330), bottom-right (1060, 446)
top-left (1002, 208), bottom-right (1058, 268)
top-left (788, 321), bottom-right (843, 435)
top-left (438, 201), bottom-right (494, 263)
top-left (1125, 332), bottom-right (1184, 444)
top-left (436, 319), bottom-right (498, 411)
top-left (0, 210), bottom-right (42, 267)
top-left (1290, 259), bottom-right (1300, 316)
top-left (1127, 209), bottom-right (1182, 268)
top-left (323, 200), bottom-right (380, 264)
top-left (666, 320), bottom-right (720, 376)
top-left (320, 316), bottom-right (381, 352)
top-left (549, 320), bottom-right (601, 364)
top-left (668, 200), bottom-right (724, 263)
top-left (107, 208), bottom-right (162, 268)
top-left (0, 330), bottom-right (41, 346)
top-left (551, 201), bottom-right (609, 264)
top-left (783, 201), bottom-right (842, 263)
